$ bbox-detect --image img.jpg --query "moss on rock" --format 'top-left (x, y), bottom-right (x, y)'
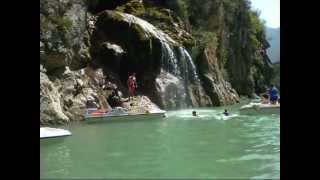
top-left (114, 0), bottom-right (194, 48)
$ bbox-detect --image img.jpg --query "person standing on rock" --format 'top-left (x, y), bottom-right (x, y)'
top-left (127, 73), bottom-right (137, 101)
top-left (268, 84), bottom-right (279, 105)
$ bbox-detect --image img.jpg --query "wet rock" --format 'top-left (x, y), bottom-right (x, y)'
top-left (115, 0), bottom-right (194, 48)
top-left (122, 95), bottom-right (162, 113)
top-left (155, 70), bottom-right (184, 108)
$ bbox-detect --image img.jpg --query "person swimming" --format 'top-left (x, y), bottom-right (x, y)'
top-left (192, 110), bottom-right (198, 117)
top-left (223, 109), bottom-right (229, 116)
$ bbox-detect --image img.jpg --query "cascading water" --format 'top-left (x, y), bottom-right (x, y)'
top-left (110, 11), bottom-right (205, 108)
top-left (160, 42), bottom-right (179, 75)
top-left (157, 42), bottom-right (187, 108)
top-left (156, 41), bottom-right (203, 109)
top-left (178, 47), bottom-right (201, 85)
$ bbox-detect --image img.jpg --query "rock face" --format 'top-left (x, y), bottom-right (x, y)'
top-left (197, 44), bottom-right (239, 105)
top-left (40, 0), bottom-right (90, 73)
top-left (40, 0), bottom-right (94, 124)
top-left (266, 27), bottom-right (280, 63)
top-left (91, 10), bottom-right (211, 109)
top-left (115, 0), bottom-right (195, 48)
top-left (40, 68), bottom-right (69, 124)
top-left (40, 65), bottom-right (115, 125)
top-left (40, 0), bottom-right (274, 124)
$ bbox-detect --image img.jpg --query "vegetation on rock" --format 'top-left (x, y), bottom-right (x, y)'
top-left (115, 0), bottom-right (194, 48)
top-left (40, 0), bottom-right (279, 124)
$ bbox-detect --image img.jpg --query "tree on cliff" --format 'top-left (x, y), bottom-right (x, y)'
top-left (160, 0), bottom-right (274, 96)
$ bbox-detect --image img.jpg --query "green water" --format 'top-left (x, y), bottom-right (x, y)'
top-left (40, 104), bottom-right (280, 179)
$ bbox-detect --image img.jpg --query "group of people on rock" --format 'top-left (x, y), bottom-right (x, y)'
top-left (104, 72), bottom-right (138, 107)
top-left (85, 72), bottom-right (139, 110)
top-left (260, 84), bottom-right (280, 105)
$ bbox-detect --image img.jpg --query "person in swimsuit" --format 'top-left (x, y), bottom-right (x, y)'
top-left (223, 109), bottom-right (229, 116)
top-left (127, 73), bottom-right (137, 101)
top-left (192, 111), bottom-right (199, 117)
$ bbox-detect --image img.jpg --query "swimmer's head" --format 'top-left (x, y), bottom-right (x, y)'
top-left (192, 111), bottom-right (197, 116)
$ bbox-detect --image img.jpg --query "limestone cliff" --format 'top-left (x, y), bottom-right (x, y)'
top-left (40, 0), bottom-right (274, 124)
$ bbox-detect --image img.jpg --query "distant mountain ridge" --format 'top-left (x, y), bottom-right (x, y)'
top-left (266, 27), bottom-right (280, 63)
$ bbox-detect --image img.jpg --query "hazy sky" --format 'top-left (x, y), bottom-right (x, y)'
top-left (250, 0), bottom-right (280, 28)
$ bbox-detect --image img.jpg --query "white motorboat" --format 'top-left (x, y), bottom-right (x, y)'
top-left (240, 102), bottom-right (280, 115)
top-left (85, 107), bottom-right (166, 122)
top-left (40, 127), bottom-right (72, 139)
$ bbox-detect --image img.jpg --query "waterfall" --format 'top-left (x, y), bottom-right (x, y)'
top-left (113, 11), bottom-right (202, 108)
top-left (157, 41), bottom-right (187, 108)
top-left (156, 41), bottom-right (203, 109)
top-left (178, 47), bottom-right (201, 85)
top-left (160, 42), bottom-right (179, 76)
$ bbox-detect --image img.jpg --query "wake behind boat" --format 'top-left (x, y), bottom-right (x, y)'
top-left (240, 102), bottom-right (280, 115)
top-left (40, 127), bottom-right (72, 139)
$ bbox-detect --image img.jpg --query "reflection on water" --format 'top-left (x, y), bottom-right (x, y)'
top-left (40, 106), bottom-right (279, 179)
top-left (41, 143), bottom-right (72, 177)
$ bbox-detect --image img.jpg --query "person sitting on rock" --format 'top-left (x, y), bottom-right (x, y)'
top-left (107, 90), bottom-right (123, 107)
top-left (261, 94), bottom-right (269, 104)
top-left (86, 97), bottom-right (98, 109)
top-left (73, 80), bottom-right (83, 97)
top-left (260, 86), bottom-right (270, 104)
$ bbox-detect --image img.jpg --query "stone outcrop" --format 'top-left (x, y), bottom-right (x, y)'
top-left (40, 65), bottom-right (116, 125)
top-left (40, 0), bottom-right (90, 73)
top-left (197, 44), bottom-right (239, 105)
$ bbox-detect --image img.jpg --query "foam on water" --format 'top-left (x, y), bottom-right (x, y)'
top-left (165, 108), bottom-right (241, 121)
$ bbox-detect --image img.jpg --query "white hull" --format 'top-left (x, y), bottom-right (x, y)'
top-left (240, 103), bottom-right (280, 115)
top-left (40, 127), bottom-right (72, 139)
top-left (85, 107), bottom-right (166, 122)
top-left (85, 112), bottom-right (166, 122)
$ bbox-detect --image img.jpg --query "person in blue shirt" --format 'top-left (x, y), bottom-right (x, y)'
top-left (268, 84), bottom-right (279, 104)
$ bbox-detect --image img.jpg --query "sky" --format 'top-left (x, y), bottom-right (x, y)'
top-left (250, 0), bottom-right (280, 28)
